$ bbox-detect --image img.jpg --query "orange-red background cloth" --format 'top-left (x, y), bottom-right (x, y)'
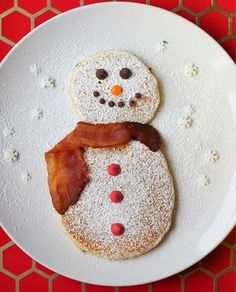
top-left (0, 0), bottom-right (235, 291)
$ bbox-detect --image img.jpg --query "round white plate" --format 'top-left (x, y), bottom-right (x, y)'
top-left (0, 2), bottom-right (236, 286)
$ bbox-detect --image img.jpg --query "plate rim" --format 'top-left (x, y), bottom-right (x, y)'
top-left (0, 2), bottom-right (236, 286)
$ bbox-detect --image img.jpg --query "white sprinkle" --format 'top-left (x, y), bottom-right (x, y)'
top-left (41, 76), bottom-right (56, 88)
top-left (180, 115), bottom-right (193, 128)
top-left (154, 40), bottom-right (168, 52)
top-left (21, 172), bottom-right (32, 182)
top-left (22, 50), bottom-right (28, 56)
top-left (171, 72), bottom-right (181, 86)
top-left (199, 175), bottom-right (210, 186)
top-left (196, 143), bottom-right (202, 151)
top-left (184, 104), bottom-right (196, 116)
top-left (184, 64), bottom-right (198, 77)
top-left (30, 64), bottom-right (41, 75)
top-left (32, 108), bottom-right (43, 120)
top-left (4, 149), bottom-right (19, 162)
top-left (2, 127), bottom-right (15, 138)
top-left (204, 150), bottom-right (219, 163)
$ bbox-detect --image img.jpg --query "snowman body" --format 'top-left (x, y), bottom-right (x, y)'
top-left (63, 141), bottom-right (174, 259)
top-left (61, 50), bottom-right (175, 259)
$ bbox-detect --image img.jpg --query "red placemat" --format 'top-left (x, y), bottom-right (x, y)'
top-left (0, 1), bottom-right (235, 291)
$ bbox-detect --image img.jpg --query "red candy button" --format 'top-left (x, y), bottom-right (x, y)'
top-left (110, 191), bottom-right (123, 203)
top-left (107, 163), bottom-right (121, 176)
top-left (111, 223), bottom-right (125, 236)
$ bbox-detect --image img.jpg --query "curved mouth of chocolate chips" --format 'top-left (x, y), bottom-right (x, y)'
top-left (96, 91), bottom-right (146, 108)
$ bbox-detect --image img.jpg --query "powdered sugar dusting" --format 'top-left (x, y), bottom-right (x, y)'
top-left (63, 141), bottom-right (174, 260)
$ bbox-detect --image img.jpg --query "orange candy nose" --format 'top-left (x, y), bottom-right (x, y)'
top-left (111, 85), bottom-right (122, 96)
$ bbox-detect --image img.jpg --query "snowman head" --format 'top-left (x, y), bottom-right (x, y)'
top-left (69, 50), bottom-right (160, 124)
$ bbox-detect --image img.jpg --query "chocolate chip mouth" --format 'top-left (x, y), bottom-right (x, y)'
top-left (96, 91), bottom-right (145, 108)
top-left (129, 100), bottom-right (137, 107)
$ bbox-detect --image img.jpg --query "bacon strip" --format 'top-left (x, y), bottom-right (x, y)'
top-left (128, 122), bottom-right (161, 152)
top-left (45, 149), bottom-right (89, 215)
top-left (45, 122), bottom-right (161, 214)
top-left (48, 122), bottom-right (161, 152)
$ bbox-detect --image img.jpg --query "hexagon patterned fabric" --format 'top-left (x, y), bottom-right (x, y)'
top-left (0, 0), bottom-right (235, 291)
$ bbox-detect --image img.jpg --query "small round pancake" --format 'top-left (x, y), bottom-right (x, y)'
top-left (69, 50), bottom-right (160, 124)
top-left (62, 141), bottom-right (175, 260)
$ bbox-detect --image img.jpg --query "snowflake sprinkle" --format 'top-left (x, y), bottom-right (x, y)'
top-left (155, 40), bottom-right (168, 52)
top-left (41, 76), bottom-right (56, 88)
top-left (184, 104), bottom-right (196, 116)
top-left (4, 149), bottom-right (19, 163)
top-left (184, 64), bottom-right (199, 77)
top-left (30, 64), bottom-right (41, 75)
top-left (196, 143), bottom-right (202, 151)
top-left (180, 115), bottom-right (193, 128)
top-left (198, 175), bottom-right (210, 186)
top-left (32, 108), bottom-right (43, 120)
top-left (21, 172), bottom-right (32, 182)
top-left (204, 150), bottom-right (219, 163)
top-left (2, 127), bottom-right (15, 138)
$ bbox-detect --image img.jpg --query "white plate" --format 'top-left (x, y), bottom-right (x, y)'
top-left (0, 2), bottom-right (236, 286)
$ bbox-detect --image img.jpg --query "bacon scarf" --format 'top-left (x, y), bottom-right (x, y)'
top-left (45, 122), bottom-right (161, 215)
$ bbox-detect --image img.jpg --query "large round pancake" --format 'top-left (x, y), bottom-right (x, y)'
top-left (68, 50), bottom-right (160, 124)
top-left (62, 141), bottom-right (175, 260)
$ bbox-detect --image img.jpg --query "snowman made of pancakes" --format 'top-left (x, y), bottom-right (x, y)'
top-left (45, 50), bottom-right (175, 260)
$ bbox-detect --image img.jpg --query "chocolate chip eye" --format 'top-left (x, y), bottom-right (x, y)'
top-left (96, 69), bottom-right (108, 80)
top-left (120, 68), bottom-right (132, 79)
top-left (135, 93), bottom-right (142, 98)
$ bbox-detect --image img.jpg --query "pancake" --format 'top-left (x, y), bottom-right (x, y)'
top-left (62, 141), bottom-right (175, 260)
top-left (68, 50), bottom-right (160, 124)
